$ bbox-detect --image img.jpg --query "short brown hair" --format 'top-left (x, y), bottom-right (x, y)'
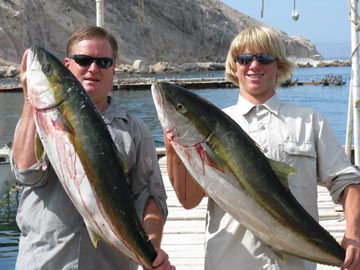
top-left (225, 26), bottom-right (295, 87)
top-left (66, 26), bottom-right (118, 62)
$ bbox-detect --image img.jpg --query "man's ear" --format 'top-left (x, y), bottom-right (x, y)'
top-left (231, 66), bottom-right (238, 77)
top-left (64, 57), bottom-right (70, 68)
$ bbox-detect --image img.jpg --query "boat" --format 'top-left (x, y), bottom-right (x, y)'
top-left (0, 143), bottom-right (16, 198)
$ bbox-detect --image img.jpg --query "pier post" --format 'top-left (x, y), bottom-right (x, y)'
top-left (347, 0), bottom-right (360, 166)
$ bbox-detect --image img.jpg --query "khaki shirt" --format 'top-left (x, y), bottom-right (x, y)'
top-left (11, 96), bottom-right (167, 270)
top-left (204, 94), bottom-right (360, 270)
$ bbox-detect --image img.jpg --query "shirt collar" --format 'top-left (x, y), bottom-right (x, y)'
top-left (236, 94), bottom-right (281, 116)
top-left (101, 96), bottom-right (128, 124)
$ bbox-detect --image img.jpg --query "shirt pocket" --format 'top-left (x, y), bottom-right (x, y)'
top-left (284, 141), bottom-right (316, 159)
top-left (283, 141), bottom-right (317, 191)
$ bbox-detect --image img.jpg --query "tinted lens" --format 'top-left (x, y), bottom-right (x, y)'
top-left (94, 57), bottom-right (114, 68)
top-left (70, 55), bottom-right (113, 68)
top-left (236, 54), bottom-right (253, 65)
top-left (256, 53), bottom-right (276, 64)
top-left (235, 53), bottom-right (276, 65)
top-left (71, 55), bottom-right (93, 66)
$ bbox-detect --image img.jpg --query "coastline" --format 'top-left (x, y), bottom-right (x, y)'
top-left (0, 58), bottom-right (351, 91)
top-left (0, 58), bottom-right (351, 80)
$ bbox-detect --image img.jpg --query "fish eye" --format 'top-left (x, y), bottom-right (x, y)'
top-left (42, 63), bottom-right (52, 75)
top-left (176, 103), bottom-right (187, 113)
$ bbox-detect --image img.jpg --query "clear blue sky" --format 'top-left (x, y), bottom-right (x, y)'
top-left (220, 0), bottom-right (352, 52)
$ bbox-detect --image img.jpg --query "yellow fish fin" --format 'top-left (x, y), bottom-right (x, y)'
top-left (86, 224), bottom-right (101, 248)
top-left (267, 158), bottom-right (297, 187)
top-left (55, 112), bottom-right (75, 135)
top-left (272, 248), bottom-right (287, 263)
top-left (34, 132), bottom-right (45, 163)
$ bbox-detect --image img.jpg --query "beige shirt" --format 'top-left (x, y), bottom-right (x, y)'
top-left (204, 94), bottom-right (360, 270)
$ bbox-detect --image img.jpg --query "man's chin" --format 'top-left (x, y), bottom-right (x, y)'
top-left (82, 82), bottom-right (98, 93)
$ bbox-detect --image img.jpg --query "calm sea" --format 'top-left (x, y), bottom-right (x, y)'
top-left (0, 65), bottom-right (353, 269)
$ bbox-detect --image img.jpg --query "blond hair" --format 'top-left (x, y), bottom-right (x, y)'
top-left (225, 26), bottom-right (295, 87)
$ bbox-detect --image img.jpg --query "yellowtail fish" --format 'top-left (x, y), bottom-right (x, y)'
top-left (151, 81), bottom-right (345, 267)
top-left (27, 46), bottom-right (156, 269)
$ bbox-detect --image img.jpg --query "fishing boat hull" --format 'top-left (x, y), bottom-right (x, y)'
top-left (0, 144), bottom-right (16, 198)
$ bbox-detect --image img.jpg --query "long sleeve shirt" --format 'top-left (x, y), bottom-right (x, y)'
top-left (204, 94), bottom-right (360, 270)
top-left (11, 96), bottom-right (167, 270)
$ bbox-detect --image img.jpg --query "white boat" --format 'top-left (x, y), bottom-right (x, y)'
top-left (0, 143), bottom-right (16, 198)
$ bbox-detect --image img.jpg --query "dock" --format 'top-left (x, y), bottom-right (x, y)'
top-left (158, 156), bottom-right (346, 270)
top-left (0, 77), bottom-right (236, 92)
top-left (0, 74), bottom-right (346, 92)
top-left (113, 77), bottom-right (235, 90)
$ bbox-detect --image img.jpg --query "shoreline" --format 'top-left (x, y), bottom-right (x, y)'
top-left (0, 58), bottom-right (351, 80)
top-left (0, 59), bottom-right (351, 91)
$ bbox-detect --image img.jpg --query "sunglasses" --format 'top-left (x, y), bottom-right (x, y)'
top-left (69, 54), bottom-right (114, 69)
top-left (235, 53), bottom-right (277, 65)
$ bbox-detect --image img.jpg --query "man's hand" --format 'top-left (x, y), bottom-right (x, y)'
top-left (148, 248), bottom-right (175, 270)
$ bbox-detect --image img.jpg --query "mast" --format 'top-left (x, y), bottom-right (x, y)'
top-left (96, 0), bottom-right (104, 27)
top-left (347, 0), bottom-right (360, 165)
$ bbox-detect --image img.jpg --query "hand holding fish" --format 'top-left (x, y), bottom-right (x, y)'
top-left (148, 248), bottom-right (175, 270)
top-left (20, 49), bottom-right (29, 101)
top-left (340, 184), bottom-right (360, 270)
top-left (12, 49), bottom-right (38, 170)
top-left (341, 239), bottom-right (360, 270)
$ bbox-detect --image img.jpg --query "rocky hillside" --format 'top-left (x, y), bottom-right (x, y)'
top-left (0, 0), bottom-right (320, 66)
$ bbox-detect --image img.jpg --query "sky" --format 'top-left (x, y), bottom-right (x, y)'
top-left (220, 0), bottom-right (354, 58)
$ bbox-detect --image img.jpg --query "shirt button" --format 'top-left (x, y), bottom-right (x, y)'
top-left (263, 148), bottom-right (268, 153)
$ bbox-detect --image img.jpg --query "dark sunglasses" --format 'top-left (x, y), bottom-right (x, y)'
top-left (69, 54), bottom-right (114, 69)
top-left (235, 53), bottom-right (277, 65)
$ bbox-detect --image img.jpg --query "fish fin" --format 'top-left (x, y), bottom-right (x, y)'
top-left (34, 132), bottom-right (45, 162)
top-left (267, 158), bottom-right (297, 187)
top-left (86, 225), bottom-right (101, 248)
top-left (272, 249), bottom-right (287, 263)
top-left (114, 147), bottom-right (129, 174)
top-left (53, 111), bottom-right (75, 135)
top-left (197, 142), bottom-right (226, 172)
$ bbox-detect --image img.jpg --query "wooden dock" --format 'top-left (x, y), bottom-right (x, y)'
top-left (113, 77), bottom-right (235, 91)
top-left (0, 77), bottom-right (235, 92)
top-left (158, 156), bottom-right (346, 270)
top-left (0, 75), bottom-right (346, 92)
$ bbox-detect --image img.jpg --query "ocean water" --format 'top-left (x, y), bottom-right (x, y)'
top-left (0, 65), bottom-right (354, 269)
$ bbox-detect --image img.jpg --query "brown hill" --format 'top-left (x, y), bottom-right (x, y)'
top-left (0, 0), bottom-right (320, 66)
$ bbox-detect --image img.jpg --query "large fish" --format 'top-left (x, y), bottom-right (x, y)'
top-left (151, 81), bottom-right (345, 267)
top-left (26, 46), bottom-right (156, 269)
